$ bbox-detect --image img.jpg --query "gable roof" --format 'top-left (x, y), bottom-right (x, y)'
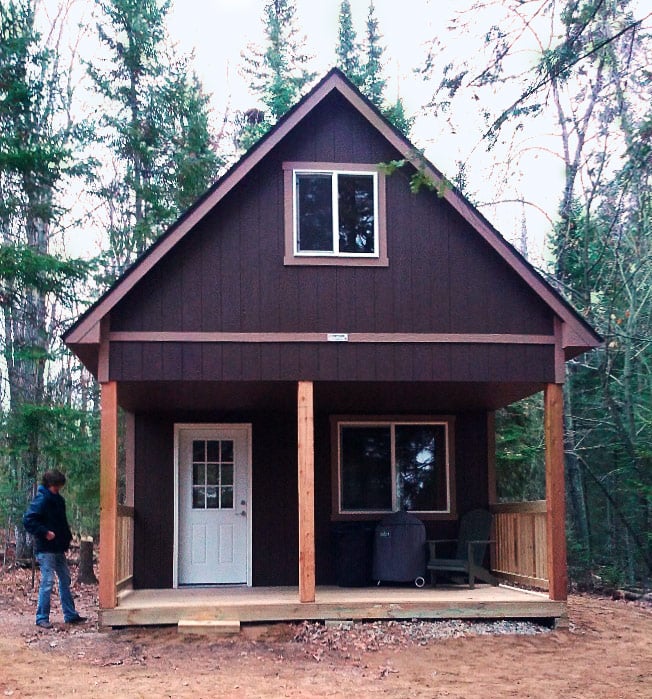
top-left (64, 68), bottom-right (601, 358)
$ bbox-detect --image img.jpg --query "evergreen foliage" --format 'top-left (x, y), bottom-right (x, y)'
top-left (334, 1), bottom-right (412, 136)
top-left (362, 1), bottom-right (385, 107)
top-left (88, 0), bottom-right (220, 274)
top-left (0, 0), bottom-right (96, 556)
top-left (239, 0), bottom-right (316, 151)
top-left (422, 0), bottom-right (651, 586)
top-left (495, 396), bottom-right (545, 501)
top-left (336, 0), bottom-right (364, 88)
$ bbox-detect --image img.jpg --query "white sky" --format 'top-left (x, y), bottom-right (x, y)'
top-left (164, 0), bottom-right (556, 255)
top-left (167, 0), bottom-right (443, 115)
top-left (52, 0), bottom-right (649, 263)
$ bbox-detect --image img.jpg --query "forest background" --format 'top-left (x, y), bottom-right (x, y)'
top-left (0, 0), bottom-right (650, 590)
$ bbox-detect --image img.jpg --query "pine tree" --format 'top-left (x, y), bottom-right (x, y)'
top-left (89, 0), bottom-right (219, 273)
top-left (239, 0), bottom-right (316, 151)
top-left (382, 96), bottom-right (414, 136)
top-left (336, 0), bottom-right (363, 88)
top-left (0, 0), bottom-right (92, 557)
top-left (333, 1), bottom-right (412, 136)
top-left (362, 0), bottom-right (384, 106)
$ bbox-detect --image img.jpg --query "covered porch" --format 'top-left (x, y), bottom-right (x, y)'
top-left (98, 377), bottom-right (568, 627)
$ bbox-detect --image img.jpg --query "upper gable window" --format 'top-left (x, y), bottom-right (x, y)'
top-left (296, 170), bottom-right (376, 255)
top-left (283, 162), bottom-right (388, 266)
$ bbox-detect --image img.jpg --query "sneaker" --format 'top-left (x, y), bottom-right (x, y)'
top-left (36, 620), bottom-right (53, 629)
top-left (65, 615), bottom-right (87, 624)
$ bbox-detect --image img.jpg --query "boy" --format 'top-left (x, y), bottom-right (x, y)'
top-left (23, 470), bottom-right (87, 629)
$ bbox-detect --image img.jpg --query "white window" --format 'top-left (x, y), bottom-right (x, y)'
top-left (294, 169), bottom-right (378, 256)
top-left (334, 418), bottom-right (454, 516)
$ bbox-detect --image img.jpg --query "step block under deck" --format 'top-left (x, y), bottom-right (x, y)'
top-left (178, 618), bottom-right (241, 635)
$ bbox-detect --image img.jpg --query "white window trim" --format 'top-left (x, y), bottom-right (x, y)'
top-left (293, 168), bottom-right (380, 258)
top-left (333, 417), bottom-right (456, 518)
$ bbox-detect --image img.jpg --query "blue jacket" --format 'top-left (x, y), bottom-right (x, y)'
top-left (23, 485), bottom-right (73, 553)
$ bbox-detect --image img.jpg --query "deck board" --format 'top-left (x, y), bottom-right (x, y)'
top-left (101, 585), bottom-right (565, 627)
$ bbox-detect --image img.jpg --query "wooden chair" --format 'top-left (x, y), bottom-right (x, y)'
top-left (426, 509), bottom-right (498, 588)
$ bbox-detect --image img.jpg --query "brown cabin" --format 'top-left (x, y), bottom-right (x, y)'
top-left (65, 69), bottom-right (600, 629)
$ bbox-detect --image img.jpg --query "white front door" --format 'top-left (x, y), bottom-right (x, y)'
top-left (176, 425), bottom-right (250, 585)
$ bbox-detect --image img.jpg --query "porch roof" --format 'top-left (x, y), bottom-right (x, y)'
top-left (116, 379), bottom-right (549, 413)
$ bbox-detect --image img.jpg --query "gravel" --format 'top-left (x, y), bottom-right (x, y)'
top-left (293, 618), bottom-right (551, 654)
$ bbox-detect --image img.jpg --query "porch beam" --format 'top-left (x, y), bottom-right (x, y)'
top-left (297, 380), bottom-right (315, 603)
top-left (99, 381), bottom-right (119, 609)
top-left (544, 383), bottom-right (568, 601)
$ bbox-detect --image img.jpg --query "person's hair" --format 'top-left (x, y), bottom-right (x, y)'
top-left (42, 470), bottom-right (66, 488)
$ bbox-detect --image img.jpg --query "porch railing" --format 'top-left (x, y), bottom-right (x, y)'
top-left (491, 501), bottom-right (548, 590)
top-left (116, 504), bottom-right (134, 592)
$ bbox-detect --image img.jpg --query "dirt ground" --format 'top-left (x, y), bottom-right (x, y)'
top-left (0, 565), bottom-right (650, 698)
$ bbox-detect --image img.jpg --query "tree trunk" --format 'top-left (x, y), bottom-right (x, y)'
top-left (77, 537), bottom-right (98, 584)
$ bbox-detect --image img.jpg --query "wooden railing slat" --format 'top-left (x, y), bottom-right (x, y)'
top-left (116, 507), bottom-right (134, 588)
top-left (492, 504), bottom-right (548, 590)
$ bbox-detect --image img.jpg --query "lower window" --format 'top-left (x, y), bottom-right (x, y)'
top-left (335, 418), bottom-right (454, 516)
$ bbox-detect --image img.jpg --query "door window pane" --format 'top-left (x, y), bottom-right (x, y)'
top-left (192, 463), bottom-right (205, 487)
top-left (221, 487), bottom-right (234, 509)
top-left (296, 173), bottom-right (333, 252)
top-left (221, 440), bottom-right (234, 463)
top-left (340, 426), bottom-right (392, 510)
top-left (206, 440), bottom-right (219, 462)
top-left (206, 486), bottom-right (219, 509)
top-left (338, 174), bottom-right (375, 253)
top-left (192, 440), bottom-right (205, 462)
top-left (206, 463), bottom-right (219, 485)
top-left (221, 463), bottom-right (234, 486)
top-left (192, 487), bottom-right (205, 509)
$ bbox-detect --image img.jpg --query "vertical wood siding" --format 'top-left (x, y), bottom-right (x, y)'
top-left (110, 342), bottom-right (555, 383)
top-left (109, 92), bottom-right (554, 375)
top-left (132, 409), bottom-right (488, 588)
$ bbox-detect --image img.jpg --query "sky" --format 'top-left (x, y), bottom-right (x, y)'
top-left (166, 0), bottom-right (444, 118)
top-left (164, 0), bottom-right (557, 255)
top-left (49, 0), bottom-right (647, 262)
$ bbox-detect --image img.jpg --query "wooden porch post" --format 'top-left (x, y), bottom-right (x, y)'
top-left (99, 381), bottom-right (119, 609)
top-left (297, 380), bottom-right (315, 602)
top-left (545, 383), bottom-right (568, 601)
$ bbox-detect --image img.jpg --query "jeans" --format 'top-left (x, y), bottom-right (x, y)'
top-left (36, 552), bottom-right (78, 623)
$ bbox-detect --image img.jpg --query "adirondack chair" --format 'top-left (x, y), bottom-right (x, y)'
top-left (426, 509), bottom-right (498, 588)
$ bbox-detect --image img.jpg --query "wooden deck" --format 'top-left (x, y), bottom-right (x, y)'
top-left (101, 584), bottom-right (565, 627)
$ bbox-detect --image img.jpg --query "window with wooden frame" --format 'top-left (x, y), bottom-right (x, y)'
top-left (283, 162), bottom-right (388, 266)
top-left (331, 416), bottom-right (456, 519)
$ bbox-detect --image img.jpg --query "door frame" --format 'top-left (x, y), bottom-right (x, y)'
top-left (173, 423), bottom-right (253, 588)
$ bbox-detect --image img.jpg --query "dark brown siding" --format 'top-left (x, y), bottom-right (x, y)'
top-left (110, 91), bottom-right (555, 389)
top-left (133, 415), bottom-right (175, 588)
top-left (110, 342), bottom-right (555, 384)
top-left (132, 407), bottom-right (489, 588)
top-left (132, 411), bottom-right (300, 589)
